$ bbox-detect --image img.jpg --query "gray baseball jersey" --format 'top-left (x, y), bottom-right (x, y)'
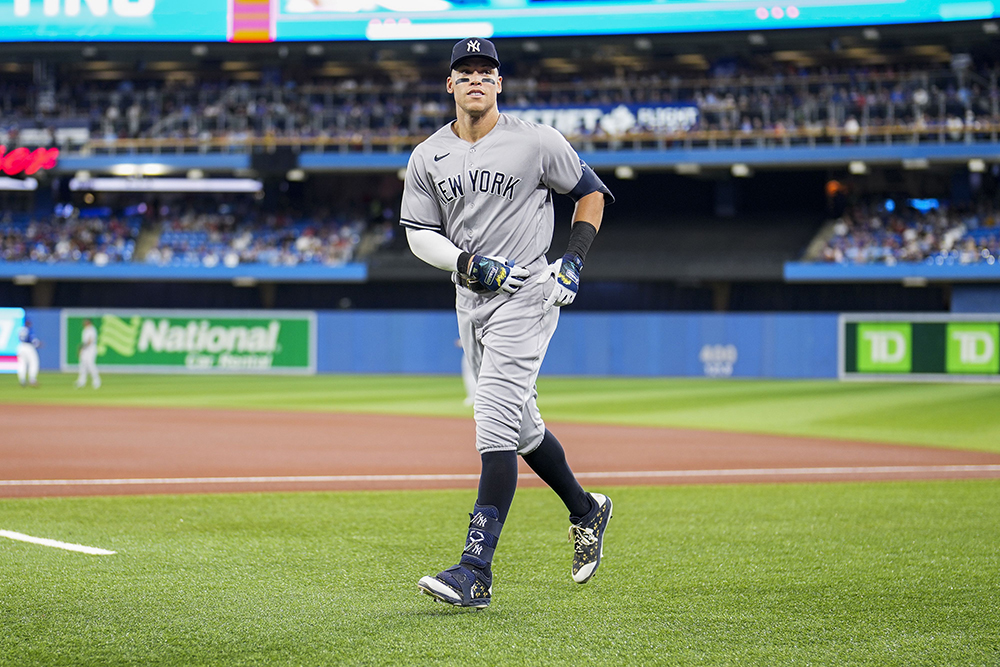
top-left (401, 113), bottom-right (611, 455)
top-left (400, 113), bottom-right (610, 267)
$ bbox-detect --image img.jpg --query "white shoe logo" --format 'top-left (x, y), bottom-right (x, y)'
top-left (465, 530), bottom-right (485, 556)
top-left (467, 40), bottom-right (481, 53)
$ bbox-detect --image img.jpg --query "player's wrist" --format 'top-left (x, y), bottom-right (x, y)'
top-left (564, 220), bottom-right (597, 266)
top-left (562, 252), bottom-right (583, 271)
top-left (457, 251), bottom-right (473, 274)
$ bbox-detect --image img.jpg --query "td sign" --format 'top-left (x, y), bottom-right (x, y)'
top-left (857, 322), bottom-right (912, 373)
top-left (947, 323), bottom-right (1000, 374)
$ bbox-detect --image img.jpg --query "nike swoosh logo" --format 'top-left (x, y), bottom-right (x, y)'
top-left (434, 153), bottom-right (450, 162)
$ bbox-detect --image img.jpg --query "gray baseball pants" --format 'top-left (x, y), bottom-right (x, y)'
top-left (457, 257), bottom-right (558, 455)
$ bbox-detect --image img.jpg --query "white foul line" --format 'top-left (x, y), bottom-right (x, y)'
top-left (0, 530), bottom-right (116, 555)
top-left (0, 465), bottom-right (999, 489)
top-left (574, 464), bottom-right (1000, 479)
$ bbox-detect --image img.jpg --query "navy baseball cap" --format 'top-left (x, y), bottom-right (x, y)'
top-left (450, 37), bottom-right (500, 71)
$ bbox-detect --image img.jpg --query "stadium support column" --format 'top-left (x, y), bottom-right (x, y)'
top-left (32, 281), bottom-right (55, 308)
top-left (711, 281), bottom-right (731, 312)
top-left (259, 283), bottom-right (276, 309)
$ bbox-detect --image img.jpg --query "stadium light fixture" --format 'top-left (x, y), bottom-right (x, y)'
top-left (849, 161), bottom-right (867, 175)
top-left (287, 169), bottom-right (307, 182)
top-left (0, 177), bottom-right (37, 191)
top-left (187, 169), bottom-right (205, 180)
top-left (110, 164), bottom-right (139, 176)
top-left (141, 164), bottom-right (171, 176)
top-left (902, 158), bottom-right (930, 170)
top-left (675, 163), bottom-right (701, 175)
top-left (614, 166), bottom-right (636, 180)
top-left (968, 159), bottom-right (986, 173)
top-left (731, 163), bottom-right (752, 177)
top-left (69, 177), bottom-right (263, 193)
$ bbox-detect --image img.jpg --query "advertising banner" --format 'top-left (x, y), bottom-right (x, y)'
top-left (0, 0), bottom-right (228, 41)
top-left (275, 0), bottom-right (1000, 41)
top-left (60, 309), bottom-right (316, 374)
top-left (841, 314), bottom-right (1000, 382)
top-left (505, 104), bottom-right (699, 138)
top-left (0, 307), bottom-right (26, 373)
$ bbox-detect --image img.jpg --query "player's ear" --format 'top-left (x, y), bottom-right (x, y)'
top-left (447, 75), bottom-right (455, 94)
top-left (496, 72), bottom-right (502, 94)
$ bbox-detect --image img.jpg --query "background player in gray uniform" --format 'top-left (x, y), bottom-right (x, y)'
top-left (76, 318), bottom-right (101, 389)
top-left (402, 38), bottom-right (614, 609)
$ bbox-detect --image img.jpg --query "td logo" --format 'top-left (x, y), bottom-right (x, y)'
top-left (946, 323), bottom-right (1000, 374)
top-left (857, 323), bottom-right (912, 372)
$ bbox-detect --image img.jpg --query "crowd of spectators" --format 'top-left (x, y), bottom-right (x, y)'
top-left (146, 203), bottom-right (393, 268)
top-left (0, 197), bottom-right (396, 268)
top-left (2, 59), bottom-right (998, 147)
top-left (0, 208), bottom-right (139, 264)
top-left (816, 198), bottom-right (999, 265)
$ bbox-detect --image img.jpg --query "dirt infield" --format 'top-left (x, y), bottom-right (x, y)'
top-left (2, 403), bottom-right (1000, 498)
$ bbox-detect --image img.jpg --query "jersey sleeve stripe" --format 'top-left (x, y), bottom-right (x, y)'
top-left (568, 162), bottom-right (615, 204)
top-left (400, 217), bottom-right (443, 231)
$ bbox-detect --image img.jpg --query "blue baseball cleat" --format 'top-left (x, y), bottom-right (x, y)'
top-left (418, 563), bottom-right (492, 609)
top-left (569, 493), bottom-right (612, 584)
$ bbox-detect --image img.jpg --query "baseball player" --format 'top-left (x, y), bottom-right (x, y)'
top-left (402, 38), bottom-right (614, 609)
top-left (76, 318), bottom-right (101, 389)
top-left (15, 318), bottom-right (41, 388)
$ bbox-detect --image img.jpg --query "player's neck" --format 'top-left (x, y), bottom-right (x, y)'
top-left (452, 108), bottom-right (500, 144)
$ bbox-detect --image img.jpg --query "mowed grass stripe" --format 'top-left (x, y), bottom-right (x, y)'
top-left (3, 372), bottom-right (1000, 452)
top-left (1, 481), bottom-right (998, 665)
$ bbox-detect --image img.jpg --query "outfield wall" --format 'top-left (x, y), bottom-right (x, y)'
top-left (25, 308), bottom-right (840, 379)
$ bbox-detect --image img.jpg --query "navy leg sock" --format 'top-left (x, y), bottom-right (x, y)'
top-left (522, 429), bottom-right (594, 521)
top-left (477, 450), bottom-right (518, 523)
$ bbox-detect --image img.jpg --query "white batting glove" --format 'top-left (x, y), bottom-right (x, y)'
top-left (542, 254), bottom-right (583, 311)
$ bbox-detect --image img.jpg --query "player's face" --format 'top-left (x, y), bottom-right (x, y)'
top-left (447, 58), bottom-right (502, 117)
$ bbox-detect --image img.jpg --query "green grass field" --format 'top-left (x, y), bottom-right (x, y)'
top-left (2, 373), bottom-right (1000, 665)
top-left (4, 371), bottom-right (1000, 452)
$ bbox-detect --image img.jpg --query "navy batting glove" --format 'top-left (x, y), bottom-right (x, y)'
top-left (469, 255), bottom-right (529, 294)
top-left (543, 253), bottom-right (583, 311)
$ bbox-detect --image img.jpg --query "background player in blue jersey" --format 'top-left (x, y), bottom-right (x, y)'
top-left (16, 319), bottom-right (41, 388)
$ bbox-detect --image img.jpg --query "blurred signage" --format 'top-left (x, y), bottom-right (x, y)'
top-left (0, 0), bottom-right (227, 40)
top-left (13, 0), bottom-right (155, 17)
top-left (228, 0), bottom-right (275, 42)
top-left (699, 344), bottom-right (738, 377)
top-left (841, 315), bottom-right (1000, 381)
top-left (0, 147), bottom-right (59, 176)
top-left (68, 177), bottom-right (263, 192)
top-left (0, 308), bottom-right (27, 373)
top-left (3, 0), bottom-right (998, 41)
top-left (505, 104), bottom-right (698, 137)
top-left (275, 0), bottom-right (1000, 41)
top-left (61, 309), bottom-right (317, 374)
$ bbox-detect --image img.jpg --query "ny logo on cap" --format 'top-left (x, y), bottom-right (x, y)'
top-left (467, 40), bottom-right (480, 53)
